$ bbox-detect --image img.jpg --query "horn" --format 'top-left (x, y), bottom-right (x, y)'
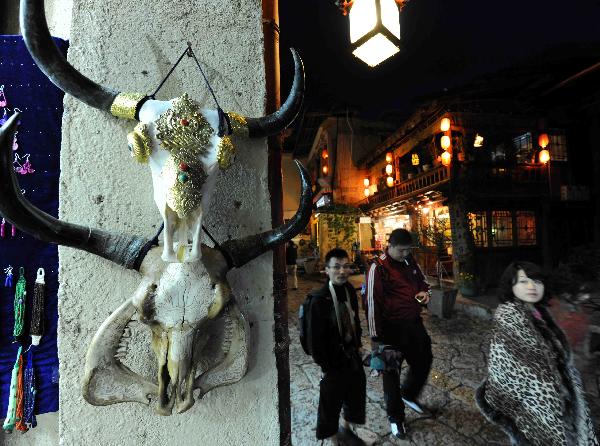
top-left (20, 0), bottom-right (147, 117)
top-left (245, 48), bottom-right (305, 138)
top-left (219, 160), bottom-right (312, 269)
top-left (0, 113), bottom-right (154, 270)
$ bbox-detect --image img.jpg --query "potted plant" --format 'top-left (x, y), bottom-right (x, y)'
top-left (414, 217), bottom-right (458, 318)
top-left (457, 271), bottom-right (477, 296)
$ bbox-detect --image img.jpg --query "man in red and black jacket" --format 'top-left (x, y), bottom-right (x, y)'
top-left (365, 228), bottom-right (433, 439)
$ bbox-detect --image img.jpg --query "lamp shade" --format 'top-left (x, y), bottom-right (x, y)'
top-left (385, 152), bottom-right (393, 163)
top-left (539, 149), bottom-right (550, 164)
top-left (440, 117), bottom-right (451, 132)
top-left (322, 148), bottom-right (329, 159)
top-left (386, 176), bottom-right (394, 187)
top-left (349, 0), bottom-right (401, 67)
top-left (385, 163), bottom-right (393, 175)
top-left (441, 135), bottom-right (451, 150)
top-left (538, 133), bottom-right (549, 149)
top-left (441, 150), bottom-right (451, 166)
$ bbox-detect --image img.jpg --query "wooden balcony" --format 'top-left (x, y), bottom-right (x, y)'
top-left (359, 165), bottom-right (451, 212)
top-left (465, 163), bottom-right (549, 196)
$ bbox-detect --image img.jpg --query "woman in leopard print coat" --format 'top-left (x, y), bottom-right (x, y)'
top-left (476, 261), bottom-right (598, 446)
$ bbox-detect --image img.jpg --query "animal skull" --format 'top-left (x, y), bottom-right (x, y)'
top-left (20, 0), bottom-right (304, 264)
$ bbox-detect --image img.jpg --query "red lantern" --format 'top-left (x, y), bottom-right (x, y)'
top-left (538, 133), bottom-right (549, 149)
top-left (322, 148), bottom-right (329, 159)
top-left (322, 165), bottom-right (329, 175)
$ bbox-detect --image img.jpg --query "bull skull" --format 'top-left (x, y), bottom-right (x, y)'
top-left (0, 114), bottom-right (312, 414)
top-left (0, 0), bottom-right (312, 415)
top-left (20, 0), bottom-right (304, 263)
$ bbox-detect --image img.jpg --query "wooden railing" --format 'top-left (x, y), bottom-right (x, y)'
top-left (358, 166), bottom-right (450, 211)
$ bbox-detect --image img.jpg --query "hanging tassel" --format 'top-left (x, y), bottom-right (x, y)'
top-left (3, 346), bottom-right (22, 433)
top-left (30, 268), bottom-right (45, 346)
top-left (13, 267), bottom-right (27, 339)
top-left (21, 349), bottom-right (37, 430)
top-left (15, 353), bottom-right (26, 432)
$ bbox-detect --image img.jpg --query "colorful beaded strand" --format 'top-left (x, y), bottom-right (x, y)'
top-left (13, 267), bottom-right (27, 339)
top-left (3, 346), bottom-right (22, 433)
top-left (22, 350), bottom-right (37, 429)
top-left (30, 268), bottom-right (45, 346)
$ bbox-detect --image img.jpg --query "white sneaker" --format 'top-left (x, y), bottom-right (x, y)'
top-left (402, 397), bottom-right (425, 414)
top-left (390, 421), bottom-right (407, 439)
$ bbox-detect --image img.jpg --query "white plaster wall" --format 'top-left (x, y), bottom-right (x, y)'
top-left (36, 1), bottom-right (277, 445)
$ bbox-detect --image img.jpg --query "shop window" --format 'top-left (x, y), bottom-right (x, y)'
top-left (491, 211), bottom-right (512, 247)
top-left (516, 211), bottom-right (536, 246)
top-left (513, 132), bottom-right (533, 164)
top-left (549, 131), bottom-right (568, 162)
top-left (468, 212), bottom-right (487, 247)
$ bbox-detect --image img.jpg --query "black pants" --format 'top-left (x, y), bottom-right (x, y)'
top-left (316, 359), bottom-right (366, 440)
top-left (381, 318), bottom-right (432, 422)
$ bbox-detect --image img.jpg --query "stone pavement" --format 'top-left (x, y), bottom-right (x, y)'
top-left (288, 273), bottom-right (600, 446)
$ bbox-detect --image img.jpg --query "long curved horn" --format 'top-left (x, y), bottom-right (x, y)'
top-left (20, 0), bottom-right (120, 112)
top-left (219, 160), bottom-right (312, 269)
top-left (245, 48), bottom-right (305, 138)
top-left (0, 113), bottom-right (154, 270)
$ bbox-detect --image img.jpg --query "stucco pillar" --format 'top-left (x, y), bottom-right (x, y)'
top-left (44, 1), bottom-right (278, 445)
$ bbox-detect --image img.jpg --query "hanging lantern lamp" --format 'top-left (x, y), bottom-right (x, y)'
top-left (348, 0), bottom-right (403, 67)
top-left (363, 178), bottom-right (370, 187)
top-left (440, 117), bottom-right (451, 132)
top-left (386, 176), bottom-right (394, 187)
top-left (385, 163), bottom-right (393, 175)
top-left (322, 165), bottom-right (329, 175)
top-left (385, 152), bottom-right (393, 163)
top-left (364, 188), bottom-right (370, 197)
top-left (441, 150), bottom-right (451, 166)
top-left (411, 153), bottom-right (419, 165)
top-left (441, 135), bottom-right (451, 150)
top-left (322, 148), bottom-right (329, 159)
top-left (539, 149), bottom-right (550, 164)
top-left (538, 133), bottom-right (549, 149)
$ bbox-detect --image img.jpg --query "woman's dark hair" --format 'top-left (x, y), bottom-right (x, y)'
top-left (498, 261), bottom-right (550, 304)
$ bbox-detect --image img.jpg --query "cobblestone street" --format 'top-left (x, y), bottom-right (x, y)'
top-left (288, 273), bottom-right (600, 446)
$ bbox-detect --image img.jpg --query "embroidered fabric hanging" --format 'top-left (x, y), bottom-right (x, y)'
top-left (30, 268), bottom-right (45, 346)
top-left (13, 267), bottom-right (27, 339)
top-left (3, 346), bottom-right (22, 433)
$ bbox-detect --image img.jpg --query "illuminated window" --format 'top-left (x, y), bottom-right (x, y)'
top-left (548, 131), bottom-right (568, 162)
top-left (468, 212), bottom-right (487, 247)
top-left (513, 132), bottom-right (533, 164)
top-left (516, 211), bottom-right (536, 246)
top-left (491, 211), bottom-right (513, 247)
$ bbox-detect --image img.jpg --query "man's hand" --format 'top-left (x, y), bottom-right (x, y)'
top-left (415, 290), bottom-right (430, 305)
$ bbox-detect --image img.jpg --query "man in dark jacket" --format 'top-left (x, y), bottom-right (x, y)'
top-left (308, 248), bottom-right (366, 445)
top-left (365, 228), bottom-right (432, 439)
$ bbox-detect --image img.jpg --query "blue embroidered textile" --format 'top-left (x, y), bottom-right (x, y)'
top-left (0, 35), bottom-right (66, 415)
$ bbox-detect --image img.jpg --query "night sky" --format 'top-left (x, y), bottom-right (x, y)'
top-left (279, 0), bottom-right (600, 120)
